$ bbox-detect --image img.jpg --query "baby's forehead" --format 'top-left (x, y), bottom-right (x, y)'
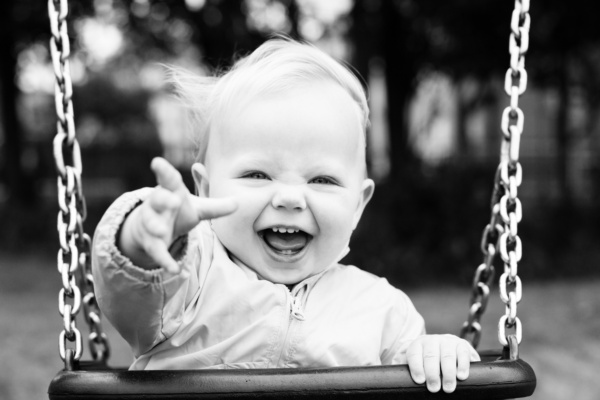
top-left (228, 78), bottom-right (362, 121)
top-left (205, 83), bottom-right (368, 176)
top-left (220, 82), bottom-right (364, 139)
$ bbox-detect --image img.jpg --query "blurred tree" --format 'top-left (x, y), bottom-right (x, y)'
top-left (423, 0), bottom-right (600, 212)
top-left (526, 0), bottom-right (600, 212)
top-left (346, 0), bottom-right (600, 282)
top-left (350, 0), bottom-right (600, 212)
top-left (349, 0), bottom-right (511, 177)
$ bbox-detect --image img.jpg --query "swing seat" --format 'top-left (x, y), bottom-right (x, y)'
top-left (48, 351), bottom-right (536, 400)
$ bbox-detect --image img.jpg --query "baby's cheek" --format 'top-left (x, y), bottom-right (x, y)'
top-left (313, 207), bottom-right (355, 253)
top-left (318, 200), bottom-right (357, 233)
top-left (210, 218), bottom-right (234, 247)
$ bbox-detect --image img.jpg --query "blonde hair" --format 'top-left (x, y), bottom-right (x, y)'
top-left (170, 37), bottom-right (369, 163)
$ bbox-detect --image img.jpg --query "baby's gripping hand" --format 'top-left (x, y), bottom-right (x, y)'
top-left (119, 157), bottom-right (237, 273)
top-left (406, 334), bottom-right (480, 393)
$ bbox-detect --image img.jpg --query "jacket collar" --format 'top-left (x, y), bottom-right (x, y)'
top-left (227, 246), bottom-right (350, 295)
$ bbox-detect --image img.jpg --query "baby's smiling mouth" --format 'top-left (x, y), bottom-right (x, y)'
top-left (258, 227), bottom-right (312, 255)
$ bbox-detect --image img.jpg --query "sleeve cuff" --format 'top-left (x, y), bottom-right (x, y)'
top-left (94, 188), bottom-right (167, 283)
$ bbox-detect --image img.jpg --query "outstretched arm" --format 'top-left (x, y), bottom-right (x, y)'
top-left (92, 157), bottom-right (236, 355)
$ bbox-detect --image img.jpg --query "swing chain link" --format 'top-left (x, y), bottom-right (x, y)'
top-left (80, 233), bottom-right (111, 361)
top-left (496, 0), bottom-right (530, 352)
top-left (49, 0), bottom-right (109, 369)
top-left (459, 208), bottom-right (499, 348)
top-left (462, 0), bottom-right (530, 355)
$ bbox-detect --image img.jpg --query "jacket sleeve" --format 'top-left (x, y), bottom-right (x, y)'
top-left (380, 289), bottom-right (426, 365)
top-left (91, 188), bottom-right (202, 357)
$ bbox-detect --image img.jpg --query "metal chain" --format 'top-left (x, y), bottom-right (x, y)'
top-left (80, 233), bottom-right (111, 362)
top-left (461, 0), bottom-right (530, 357)
top-left (49, 0), bottom-right (109, 369)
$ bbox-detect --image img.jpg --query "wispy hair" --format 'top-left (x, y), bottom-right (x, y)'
top-left (168, 37), bottom-right (369, 163)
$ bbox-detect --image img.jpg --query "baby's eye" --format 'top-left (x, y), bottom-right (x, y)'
top-left (310, 176), bottom-right (337, 185)
top-left (243, 171), bottom-right (269, 180)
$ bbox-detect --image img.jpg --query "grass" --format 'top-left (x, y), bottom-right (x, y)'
top-left (0, 252), bottom-right (598, 400)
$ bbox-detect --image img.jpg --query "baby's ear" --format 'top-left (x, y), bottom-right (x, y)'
top-left (352, 178), bottom-right (375, 230)
top-left (191, 163), bottom-right (209, 197)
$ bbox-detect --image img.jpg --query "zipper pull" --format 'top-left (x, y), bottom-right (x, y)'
top-left (290, 295), bottom-right (305, 321)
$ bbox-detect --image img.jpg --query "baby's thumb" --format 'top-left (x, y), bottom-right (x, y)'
top-left (192, 197), bottom-right (238, 221)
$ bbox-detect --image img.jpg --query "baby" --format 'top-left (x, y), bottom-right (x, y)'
top-left (92, 38), bottom-right (479, 394)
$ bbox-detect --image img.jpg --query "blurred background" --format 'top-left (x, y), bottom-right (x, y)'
top-left (1, 0), bottom-right (599, 399)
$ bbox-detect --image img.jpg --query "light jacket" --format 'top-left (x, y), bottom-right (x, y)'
top-left (92, 189), bottom-right (426, 370)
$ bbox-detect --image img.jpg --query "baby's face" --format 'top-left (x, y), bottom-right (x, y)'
top-left (200, 82), bottom-right (374, 284)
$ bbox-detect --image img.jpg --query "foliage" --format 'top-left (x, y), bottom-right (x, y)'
top-left (3, 0), bottom-right (600, 283)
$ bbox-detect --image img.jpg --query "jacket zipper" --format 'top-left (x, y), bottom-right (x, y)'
top-left (276, 285), bottom-right (305, 366)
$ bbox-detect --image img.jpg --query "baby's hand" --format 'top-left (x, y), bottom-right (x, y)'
top-left (406, 334), bottom-right (480, 393)
top-left (119, 157), bottom-right (237, 273)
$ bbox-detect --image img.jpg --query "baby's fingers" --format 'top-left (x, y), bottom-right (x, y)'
top-left (441, 340), bottom-right (458, 393)
top-left (148, 187), bottom-right (182, 214)
top-left (406, 342), bottom-right (425, 385)
top-left (142, 236), bottom-right (180, 274)
top-left (422, 341), bottom-right (442, 392)
top-left (457, 340), bottom-right (479, 381)
top-left (191, 197), bottom-right (238, 220)
top-left (151, 157), bottom-right (188, 194)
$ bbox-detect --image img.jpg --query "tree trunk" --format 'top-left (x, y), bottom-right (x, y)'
top-left (456, 95), bottom-right (470, 160)
top-left (287, 0), bottom-right (300, 40)
top-left (349, 1), bottom-right (377, 172)
top-left (381, 1), bottom-right (417, 178)
top-left (0, 2), bottom-right (33, 205)
top-left (556, 54), bottom-right (571, 212)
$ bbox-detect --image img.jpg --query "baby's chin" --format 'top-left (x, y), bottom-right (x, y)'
top-left (256, 265), bottom-right (327, 286)
top-left (259, 270), bottom-right (315, 286)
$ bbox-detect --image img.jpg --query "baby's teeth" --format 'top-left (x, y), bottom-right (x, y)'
top-left (270, 227), bottom-right (300, 234)
top-left (281, 250), bottom-right (292, 255)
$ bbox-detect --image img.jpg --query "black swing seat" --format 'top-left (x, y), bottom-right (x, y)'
top-left (48, 351), bottom-right (536, 400)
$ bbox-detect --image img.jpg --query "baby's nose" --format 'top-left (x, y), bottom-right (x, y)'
top-left (271, 185), bottom-right (307, 211)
